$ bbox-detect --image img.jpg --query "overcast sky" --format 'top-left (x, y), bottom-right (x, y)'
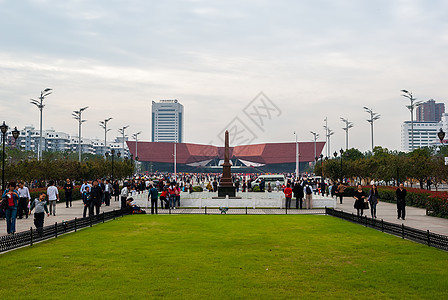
top-left (1, 0), bottom-right (447, 153)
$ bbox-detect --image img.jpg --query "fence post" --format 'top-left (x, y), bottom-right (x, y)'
top-left (30, 227), bottom-right (33, 246)
top-left (401, 224), bottom-right (405, 239)
top-left (246, 206), bottom-right (247, 215)
top-left (55, 222), bottom-right (58, 238)
top-left (365, 215), bottom-right (367, 227)
top-left (286, 205), bottom-right (288, 215)
top-left (381, 219), bottom-right (384, 232)
top-left (90, 216), bottom-right (92, 227)
top-left (205, 206), bottom-right (207, 215)
top-left (113, 209), bottom-right (115, 220)
top-left (102, 212), bottom-right (105, 223)
top-left (75, 218), bottom-right (77, 232)
top-left (427, 230), bottom-right (430, 247)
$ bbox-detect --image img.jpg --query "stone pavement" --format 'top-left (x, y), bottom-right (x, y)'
top-left (0, 197), bottom-right (122, 236)
top-left (334, 195), bottom-right (448, 236)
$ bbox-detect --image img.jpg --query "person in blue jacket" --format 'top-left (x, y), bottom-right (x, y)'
top-left (2, 182), bottom-right (20, 234)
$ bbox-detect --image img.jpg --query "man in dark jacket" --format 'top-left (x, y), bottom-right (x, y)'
top-left (396, 183), bottom-right (407, 220)
top-left (293, 181), bottom-right (304, 209)
top-left (90, 180), bottom-right (103, 215)
top-left (148, 184), bottom-right (159, 215)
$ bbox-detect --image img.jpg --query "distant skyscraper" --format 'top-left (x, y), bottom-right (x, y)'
top-left (416, 99), bottom-right (445, 122)
top-left (151, 99), bottom-right (184, 143)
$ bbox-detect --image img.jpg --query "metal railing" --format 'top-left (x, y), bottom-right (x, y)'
top-left (153, 207), bottom-right (326, 215)
top-left (325, 208), bottom-right (448, 251)
top-left (0, 209), bottom-right (129, 253)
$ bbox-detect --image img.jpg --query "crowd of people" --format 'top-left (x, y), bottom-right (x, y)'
top-left (1, 172), bottom-right (411, 235)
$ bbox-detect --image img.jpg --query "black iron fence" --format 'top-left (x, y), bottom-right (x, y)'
top-left (0, 209), bottom-right (129, 253)
top-left (325, 208), bottom-right (448, 251)
top-left (156, 207), bottom-right (326, 215)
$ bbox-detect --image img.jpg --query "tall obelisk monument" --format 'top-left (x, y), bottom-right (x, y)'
top-left (218, 130), bottom-right (236, 197)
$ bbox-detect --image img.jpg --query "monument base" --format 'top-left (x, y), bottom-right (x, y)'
top-left (218, 186), bottom-right (236, 198)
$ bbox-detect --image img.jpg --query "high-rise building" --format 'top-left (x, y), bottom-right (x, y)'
top-left (416, 99), bottom-right (445, 122)
top-left (151, 99), bottom-right (184, 143)
top-left (401, 121), bottom-right (439, 151)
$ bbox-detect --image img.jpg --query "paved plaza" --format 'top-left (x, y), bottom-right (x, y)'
top-left (1, 192), bottom-right (447, 237)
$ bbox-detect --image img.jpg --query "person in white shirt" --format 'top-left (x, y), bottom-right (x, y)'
top-left (80, 180), bottom-right (91, 194)
top-left (17, 182), bottom-right (31, 219)
top-left (47, 180), bottom-right (59, 216)
top-left (120, 183), bottom-right (129, 209)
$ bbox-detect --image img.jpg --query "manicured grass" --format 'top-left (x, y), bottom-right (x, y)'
top-left (1, 215), bottom-right (447, 299)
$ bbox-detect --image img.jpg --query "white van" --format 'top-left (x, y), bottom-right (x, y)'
top-left (251, 175), bottom-right (286, 188)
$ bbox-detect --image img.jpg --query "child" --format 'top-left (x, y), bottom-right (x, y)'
top-left (30, 192), bottom-right (49, 235)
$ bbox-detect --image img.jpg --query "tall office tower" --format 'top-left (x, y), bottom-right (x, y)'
top-left (151, 99), bottom-right (184, 143)
top-left (416, 99), bottom-right (445, 122)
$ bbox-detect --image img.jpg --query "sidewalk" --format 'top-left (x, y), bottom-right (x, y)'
top-left (0, 198), bottom-right (122, 236)
top-left (334, 195), bottom-right (448, 236)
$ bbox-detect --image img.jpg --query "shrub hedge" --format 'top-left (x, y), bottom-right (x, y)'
top-left (192, 186), bottom-right (204, 192)
top-left (342, 186), bottom-right (448, 218)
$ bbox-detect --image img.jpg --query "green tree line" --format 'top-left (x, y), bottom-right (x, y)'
top-left (314, 146), bottom-right (448, 189)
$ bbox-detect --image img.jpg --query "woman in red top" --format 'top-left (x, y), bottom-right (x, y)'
top-left (283, 183), bottom-right (293, 209)
top-left (160, 189), bottom-right (169, 209)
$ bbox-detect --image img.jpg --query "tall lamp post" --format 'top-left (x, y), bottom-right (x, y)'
top-left (325, 128), bottom-right (334, 156)
top-left (363, 107), bottom-right (381, 152)
top-left (72, 107), bottom-right (88, 163)
top-left (294, 131), bottom-right (299, 177)
top-left (99, 118), bottom-right (112, 155)
top-left (310, 131), bottom-right (319, 165)
top-left (132, 131), bottom-right (142, 174)
top-left (340, 117), bottom-right (354, 150)
top-left (105, 149), bottom-right (121, 181)
top-left (30, 88), bottom-right (52, 160)
top-left (401, 90), bottom-right (423, 151)
top-left (339, 148), bottom-right (344, 182)
top-left (1, 122), bottom-right (20, 191)
top-left (118, 125), bottom-right (129, 156)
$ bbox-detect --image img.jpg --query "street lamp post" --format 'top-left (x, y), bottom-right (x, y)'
top-left (340, 117), bottom-right (354, 150)
top-left (118, 125), bottom-right (129, 156)
top-left (132, 131), bottom-right (142, 174)
top-left (0, 122), bottom-right (20, 191)
top-left (105, 149), bottom-right (121, 181)
top-left (339, 148), bottom-right (344, 183)
top-left (30, 88), bottom-right (52, 160)
top-left (99, 118), bottom-right (112, 155)
top-left (310, 131), bottom-right (319, 165)
top-left (363, 107), bottom-right (381, 152)
top-left (72, 107), bottom-right (88, 163)
top-left (401, 90), bottom-right (423, 151)
top-left (294, 131), bottom-right (299, 177)
top-left (319, 154), bottom-right (324, 178)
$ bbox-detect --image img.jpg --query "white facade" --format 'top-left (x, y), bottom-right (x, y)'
top-left (151, 99), bottom-right (184, 143)
top-left (400, 114), bottom-right (448, 151)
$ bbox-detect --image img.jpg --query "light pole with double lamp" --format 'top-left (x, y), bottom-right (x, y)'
top-left (99, 118), bottom-right (112, 155)
top-left (118, 125), bottom-right (129, 156)
top-left (0, 122), bottom-right (20, 191)
top-left (30, 88), bottom-right (52, 160)
top-left (310, 131), bottom-right (319, 165)
top-left (72, 107), bottom-right (88, 162)
top-left (340, 117), bottom-right (354, 150)
top-left (363, 107), bottom-right (381, 152)
top-left (401, 90), bottom-right (423, 151)
top-left (132, 131), bottom-right (142, 173)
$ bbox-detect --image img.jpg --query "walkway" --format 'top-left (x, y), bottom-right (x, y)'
top-left (334, 195), bottom-right (448, 236)
top-left (0, 198), bottom-right (122, 236)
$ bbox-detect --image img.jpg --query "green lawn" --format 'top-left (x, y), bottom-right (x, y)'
top-left (1, 215), bottom-right (447, 299)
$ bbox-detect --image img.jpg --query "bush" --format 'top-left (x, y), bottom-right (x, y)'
top-left (192, 186), bottom-right (203, 192)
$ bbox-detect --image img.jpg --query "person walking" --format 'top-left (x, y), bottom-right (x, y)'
top-left (120, 183), bottom-right (129, 209)
top-left (29, 192), bottom-right (49, 235)
top-left (2, 182), bottom-right (19, 234)
top-left (90, 180), bottom-right (103, 215)
top-left (396, 183), bottom-right (407, 220)
top-left (304, 183), bottom-right (313, 209)
top-left (113, 180), bottom-right (120, 202)
top-left (174, 183), bottom-right (181, 208)
top-left (82, 186), bottom-right (93, 218)
top-left (104, 179), bottom-right (113, 206)
top-left (336, 183), bottom-right (346, 204)
top-left (47, 180), bottom-right (59, 216)
top-left (17, 181), bottom-right (31, 219)
top-left (63, 178), bottom-right (73, 208)
top-left (149, 184), bottom-right (159, 214)
top-left (293, 181), bottom-right (304, 209)
top-left (353, 184), bottom-right (366, 217)
top-left (368, 184), bottom-right (379, 218)
top-left (283, 183), bottom-right (293, 209)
